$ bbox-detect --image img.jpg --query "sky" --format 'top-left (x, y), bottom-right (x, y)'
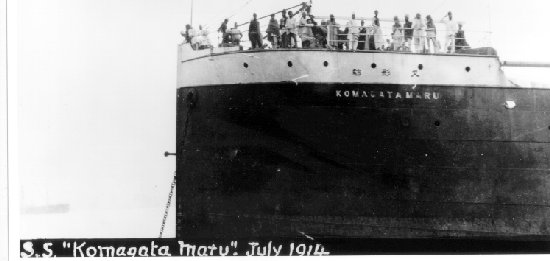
top-left (15, 0), bottom-right (550, 239)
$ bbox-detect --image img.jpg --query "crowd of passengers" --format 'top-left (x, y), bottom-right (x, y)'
top-left (184, 2), bottom-right (470, 54)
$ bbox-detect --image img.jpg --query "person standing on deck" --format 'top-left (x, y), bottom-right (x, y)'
top-left (198, 25), bottom-right (211, 48)
top-left (300, 1), bottom-right (312, 14)
top-left (391, 16), bottom-right (403, 51)
top-left (373, 10), bottom-right (385, 50)
top-left (412, 13), bottom-right (426, 53)
top-left (299, 12), bottom-right (314, 48)
top-left (190, 25), bottom-right (201, 49)
top-left (425, 15), bottom-right (437, 53)
top-left (440, 11), bottom-right (458, 53)
top-left (286, 11), bottom-right (298, 48)
top-left (267, 14), bottom-right (280, 48)
top-left (403, 15), bottom-right (413, 51)
top-left (183, 24), bottom-right (193, 44)
top-left (249, 13), bottom-right (263, 49)
top-left (186, 25), bottom-right (199, 49)
top-left (229, 22), bottom-right (242, 46)
top-left (455, 22), bottom-right (470, 51)
top-left (280, 9), bottom-right (289, 48)
top-left (327, 14), bottom-right (339, 49)
top-left (347, 13), bottom-right (359, 50)
top-left (314, 19), bottom-right (328, 48)
top-left (358, 20), bottom-right (367, 50)
top-left (218, 19), bottom-right (229, 44)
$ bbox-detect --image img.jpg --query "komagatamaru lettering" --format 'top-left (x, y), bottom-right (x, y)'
top-left (336, 90), bottom-right (440, 99)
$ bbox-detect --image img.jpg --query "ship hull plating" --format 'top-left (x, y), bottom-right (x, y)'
top-left (176, 82), bottom-right (550, 239)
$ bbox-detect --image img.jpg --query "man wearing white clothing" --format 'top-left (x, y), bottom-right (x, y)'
top-left (347, 13), bottom-right (360, 50)
top-left (412, 13), bottom-right (426, 53)
top-left (286, 11), bottom-right (298, 47)
top-left (440, 11), bottom-right (458, 53)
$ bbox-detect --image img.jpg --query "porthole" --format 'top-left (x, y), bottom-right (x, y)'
top-left (324, 61), bottom-right (329, 67)
top-left (435, 120), bottom-right (441, 127)
top-left (288, 61), bottom-right (293, 67)
top-left (418, 64), bottom-right (424, 70)
top-left (243, 62), bottom-right (248, 68)
top-left (371, 63), bottom-right (377, 69)
top-left (465, 66), bottom-right (471, 72)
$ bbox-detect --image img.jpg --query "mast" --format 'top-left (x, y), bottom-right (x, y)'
top-left (190, 0), bottom-right (194, 26)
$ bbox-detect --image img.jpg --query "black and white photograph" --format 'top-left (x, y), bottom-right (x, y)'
top-left (4, 0), bottom-right (550, 258)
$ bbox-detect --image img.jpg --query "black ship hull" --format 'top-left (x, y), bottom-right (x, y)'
top-left (176, 82), bottom-right (550, 240)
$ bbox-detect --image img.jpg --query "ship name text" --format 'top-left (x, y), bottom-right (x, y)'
top-left (336, 90), bottom-right (440, 100)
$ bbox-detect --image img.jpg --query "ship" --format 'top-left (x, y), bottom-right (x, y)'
top-left (172, 2), bottom-right (550, 242)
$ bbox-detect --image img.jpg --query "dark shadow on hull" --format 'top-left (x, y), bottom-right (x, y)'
top-left (176, 83), bottom-right (550, 242)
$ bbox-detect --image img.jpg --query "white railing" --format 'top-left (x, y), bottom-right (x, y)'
top-left (320, 25), bottom-right (492, 54)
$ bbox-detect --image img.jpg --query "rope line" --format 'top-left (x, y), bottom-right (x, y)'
top-left (159, 95), bottom-right (195, 238)
top-left (158, 172), bottom-right (176, 238)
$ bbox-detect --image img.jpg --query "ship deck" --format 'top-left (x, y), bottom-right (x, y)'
top-left (180, 45), bottom-right (499, 63)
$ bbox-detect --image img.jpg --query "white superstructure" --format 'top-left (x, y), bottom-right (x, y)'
top-left (177, 46), bottom-right (512, 88)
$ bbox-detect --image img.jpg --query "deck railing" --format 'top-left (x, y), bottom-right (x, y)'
top-left (182, 16), bottom-right (494, 56)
